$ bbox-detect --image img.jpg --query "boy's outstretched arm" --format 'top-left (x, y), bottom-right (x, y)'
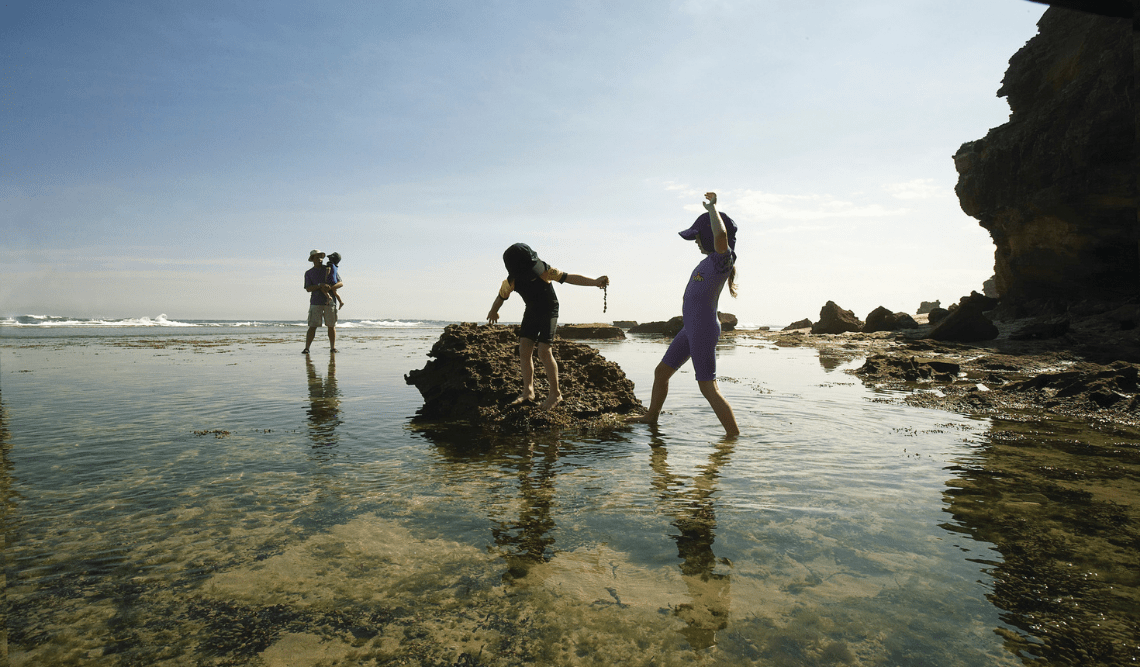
top-left (563, 274), bottom-right (609, 288)
top-left (487, 295), bottom-right (505, 324)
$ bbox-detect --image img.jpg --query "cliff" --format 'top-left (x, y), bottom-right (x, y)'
top-left (953, 6), bottom-right (1137, 310)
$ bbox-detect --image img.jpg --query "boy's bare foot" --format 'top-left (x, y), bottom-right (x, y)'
top-left (539, 393), bottom-right (562, 412)
top-left (625, 412), bottom-right (658, 424)
top-left (508, 393), bottom-right (536, 407)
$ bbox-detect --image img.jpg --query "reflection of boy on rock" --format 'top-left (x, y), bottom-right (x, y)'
top-left (487, 243), bottom-right (608, 411)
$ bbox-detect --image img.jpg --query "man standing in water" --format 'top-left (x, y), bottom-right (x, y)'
top-left (303, 249), bottom-right (342, 354)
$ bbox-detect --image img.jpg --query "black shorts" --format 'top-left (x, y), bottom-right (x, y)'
top-left (519, 304), bottom-right (558, 344)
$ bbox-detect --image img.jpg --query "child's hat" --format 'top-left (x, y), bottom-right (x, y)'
top-left (327, 252), bottom-right (342, 266)
top-left (503, 243), bottom-right (545, 278)
top-left (679, 212), bottom-right (737, 255)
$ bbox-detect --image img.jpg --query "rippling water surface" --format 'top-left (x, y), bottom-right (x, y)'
top-left (2, 327), bottom-right (1128, 665)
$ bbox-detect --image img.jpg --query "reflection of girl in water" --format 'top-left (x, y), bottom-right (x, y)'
top-left (649, 433), bottom-right (735, 649)
top-left (628, 192), bottom-right (740, 435)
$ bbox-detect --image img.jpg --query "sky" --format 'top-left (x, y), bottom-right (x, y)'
top-left (1, 0), bottom-right (1047, 326)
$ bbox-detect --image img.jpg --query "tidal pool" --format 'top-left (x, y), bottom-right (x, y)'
top-left (1, 328), bottom-right (1135, 665)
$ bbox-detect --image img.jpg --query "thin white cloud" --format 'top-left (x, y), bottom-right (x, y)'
top-left (723, 190), bottom-right (910, 221)
top-left (883, 178), bottom-right (949, 200)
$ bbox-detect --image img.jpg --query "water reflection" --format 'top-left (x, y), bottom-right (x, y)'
top-left (0, 395), bottom-right (11, 659)
top-left (943, 416), bottom-right (1140, 665)
top-left (420, 427), bottom-right (563, 583)
top-left (648, 427), bottom-right (735, 649)
top-left (816, 349), bottom-right (846, 372)
top-left (490, 438), bottom-right (560, 582)
top-left (305, 355), bottom-right (341, 450)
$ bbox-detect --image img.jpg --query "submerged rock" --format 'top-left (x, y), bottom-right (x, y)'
top-left (405, 323), bottom-right (643, 430)
top-left (811, 301), bottom-right (863, 335)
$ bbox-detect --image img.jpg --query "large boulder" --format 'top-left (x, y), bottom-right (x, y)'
top-left (893, 313), bottom-right (919, 329)
top-left (953, 7), bottom-right (1136, 308)
top-left (926, 304), bottom-right (999, 342)
top-left (405, 323), bottom-right (643, 430)
top-left (928, 307), bottom-right (950, 324)
top-left (784, 318), bottom-right (812, 330)
top-left (811, 301), bottom-right (864, 335)
top-left (864, 307), bottom-right (920, 333)
top-left (718, 312), bottom-right (738, 332)
top-left (863, 307), bottom-right (896, 333)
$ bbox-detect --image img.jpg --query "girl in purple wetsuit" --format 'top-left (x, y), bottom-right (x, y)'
top-left (629, 192), bottom-right (740, 435)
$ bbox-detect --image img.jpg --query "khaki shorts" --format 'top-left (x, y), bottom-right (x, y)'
top-left (307, 304), bottom-right (338, 328)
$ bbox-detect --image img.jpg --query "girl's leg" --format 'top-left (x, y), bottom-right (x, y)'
top-left (698, 380), bottom-right (739, 436)
top-left (627, 362), bottom-right (678, 424)
top-left (536, 342), bottom-right (561, 411)
top-left (511, 337), bottom-right (538, 405)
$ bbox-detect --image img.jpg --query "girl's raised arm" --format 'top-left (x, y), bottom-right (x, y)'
top-left (703, 192), bottom-right (730, 254)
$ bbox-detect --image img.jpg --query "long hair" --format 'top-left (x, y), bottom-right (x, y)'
top-left (728, 266), bottom-right (738, 298)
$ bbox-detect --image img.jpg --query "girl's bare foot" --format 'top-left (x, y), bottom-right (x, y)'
top-left (508, 393), bottom-right (536, 407)
top-left (625, 412), bottom-right (657, 424)
top-left (539, 393), bottom-right (562, 412)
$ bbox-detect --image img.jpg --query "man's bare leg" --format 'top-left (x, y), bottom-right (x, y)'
top-left (509, 337), bottom-right (538, 405)
top-left (304, 326), bottom-right (316, 353)
top-left (627, 362), bottom-right (677, 424)
top-left (698, 380), bottom-right (740, 436)
top-left (537, 342), bottom-right (561, 411)
top-left (327, 326), bottom-right (336, 352)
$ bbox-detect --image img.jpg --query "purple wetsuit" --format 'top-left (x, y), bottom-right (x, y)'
top-left (661, 250), bottom-right (734, 381)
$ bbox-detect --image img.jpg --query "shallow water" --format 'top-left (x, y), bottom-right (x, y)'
top-left (1, 328), bottom-right (1135, 665)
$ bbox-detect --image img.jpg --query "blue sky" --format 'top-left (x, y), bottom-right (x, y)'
top-left (2, 0), bottom-right (1046, 325)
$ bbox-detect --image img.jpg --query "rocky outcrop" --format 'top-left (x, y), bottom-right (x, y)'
top-left (718, 312), bottom-right (738, 332)
top-left (405, 323), bottom-right (643, 430)
top-left (557, 324), bottom-right (625, 340)
top-left (811, 301), bottom-right (863, 335)
top-left (612, 321), bottom-right (637, 329)
top-left (928, 307), bottom-right (950, 324)
top-left (863, 307), bottom-right (920, 333)
top-left (784, 318), bottom-right (812, 331)
top-left (629, 317), bottom-right (684, 336)
top-left (927, 303), bottom-right (999, 342)
top-left (917, 300), bottom-right (941, 315)
top-left (953, 7), bottom-right (1137, 310)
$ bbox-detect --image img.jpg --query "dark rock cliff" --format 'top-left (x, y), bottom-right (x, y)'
top-left (954, 6), bottom-right (1137, 309)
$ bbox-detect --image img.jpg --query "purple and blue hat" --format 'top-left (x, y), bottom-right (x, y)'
top-left (679, 212), bottom-right (737, 260)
